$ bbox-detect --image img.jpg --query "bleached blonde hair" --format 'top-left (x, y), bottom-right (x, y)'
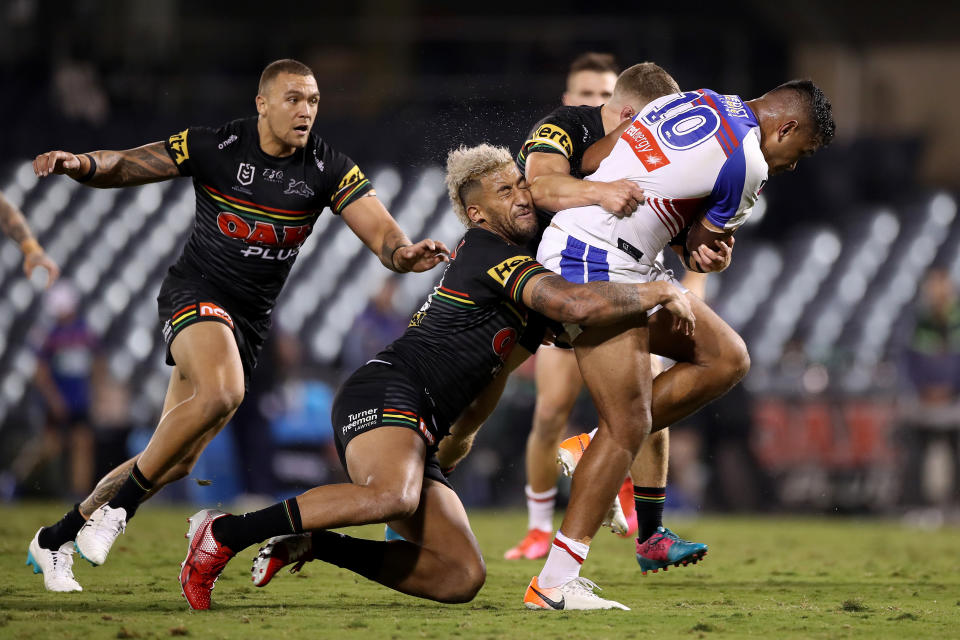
top-left (445, 144), bottom-right (514, 226)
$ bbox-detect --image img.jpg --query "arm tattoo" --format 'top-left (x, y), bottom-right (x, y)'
top-left (80, 458), bottom-right (136, 516)
top-left (0, 191), bottom-right (33, 245)
top-left (86, 142), bottom-right (179, 188)
top-left (379, 228), bottom-right (411, 272)
top-left (530, 275), bottom-right (659, 325)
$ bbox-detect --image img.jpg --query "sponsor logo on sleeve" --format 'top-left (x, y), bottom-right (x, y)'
top-left (198, 302), bottom-right (234, 329)
top-left (531, 124), bottom-right (573, 156)
top-left (168, 129), bottom-right (189, 165)
top-left (217, 134), bottom-right (238, 150)
top-left (237, 163), bottom-right (256, 186)
top-left (487, 255), bottom-right (535, 286)
top-left (720, 94), bottom-right (750, 119)
top-left (284, 179), bottom-right (315, 198)
top-left (620, 121), bottom-right (671, 172)
top-left (337, 165), bottom-right (365, 191)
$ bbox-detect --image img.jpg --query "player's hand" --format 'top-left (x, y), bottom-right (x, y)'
top-left (33, 151), bottom-right (83, 179)
top-left (690, 237), bottom-right (734, 273)
top-left (394, 238), bottom-right (450, 273)
top-left (661, 284), bottom-right (695, 336)
top-left (597, 180), bottom-right (644, 218)
top-left (23, 251), bottom-right (60, 289)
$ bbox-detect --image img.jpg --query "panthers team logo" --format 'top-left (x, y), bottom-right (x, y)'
top-left (284, 179), bottom-right (315, 198)
top-left (492, 327), bottom-right (518, 360)
top-left (237, 163), bottom-right (256, 186)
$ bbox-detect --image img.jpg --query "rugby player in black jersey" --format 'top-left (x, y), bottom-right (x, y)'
top-left (505, 62), bottom-right (710, 572)
top-left (26, 59), bottom-right (448, 593)
top-left (176, 144), bottom-right (694, 610)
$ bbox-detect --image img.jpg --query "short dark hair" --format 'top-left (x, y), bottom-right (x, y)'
top-left (613, 62), bottom-right (680, 104)
top-left (568, 52), bottom-right (619, 76)
top-left (771, 79), bottom-right (836, 148)
top-left (258, 59), bottom-right (314, 95)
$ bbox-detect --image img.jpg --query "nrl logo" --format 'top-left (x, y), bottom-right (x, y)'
top-left (237, 163), bottom-right (255, 186)
top-left (284, 179), bottom-right (315, 198)
top-left (313, 149), bottom-right (325, 172)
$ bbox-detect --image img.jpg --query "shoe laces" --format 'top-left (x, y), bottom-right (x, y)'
top-left (566, 577), bottom-right (602, 597)
top-left (92, 508), bottom-right (126, 540)
top-left (49, 547), bottom-right (75, 577)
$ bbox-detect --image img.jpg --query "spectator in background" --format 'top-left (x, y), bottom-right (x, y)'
top-left (340, 277), bottom-right (408, 375)
top-left (899, 266), bottom-right (960, 509)
top-left (7, 282), bottom-right (102, 499)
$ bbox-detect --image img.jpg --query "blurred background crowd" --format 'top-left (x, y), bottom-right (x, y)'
top-left (1, 1), bottom-right (958, 523)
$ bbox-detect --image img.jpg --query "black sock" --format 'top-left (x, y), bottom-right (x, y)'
top-left (311, 530), bottom-right (387, 581)
top-left (634, 485), bottom-right (666, 542)
top-left (38, 503), bottom-right (86, 551)
top-left (211, 498), bottom-right (302, 553)
top-left (106, 463), bottom-right (153, 520)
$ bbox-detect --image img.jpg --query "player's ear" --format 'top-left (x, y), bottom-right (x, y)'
top-left (777, 119), bottom-right (799, 142)
top-left (255, 94), bottom-right (267, 116)
top-left (466, 204), bottom-right (485, 225)
top-left (619, 105), bottom-right (635, 121)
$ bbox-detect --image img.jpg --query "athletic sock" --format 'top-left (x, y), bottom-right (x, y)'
top-left (634, 485), bottom-right (666, 542)
top-left (525, 485), bottom-right (557, 533)
top-left (38, 503), bottom-right (85, 551)
top-left (106, 463), bottom-right (153, 520)
top-left (311, 530), bottom-right (387, 581)
top-left (537, 530), bottom-right (589, 588)
top-left (211, 498), bottom-right (303, 553)
top-left (588, 427), bottom-right (598, 439)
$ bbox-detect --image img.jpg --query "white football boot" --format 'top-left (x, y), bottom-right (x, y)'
top-left (75, 504), bottom-right (127, 566)
top-left (524, 575), bottom-right (629, 610)
top-left (27, 529), bottom-right (82, 592)
top-left (557, 433), bottom-right (629, 535)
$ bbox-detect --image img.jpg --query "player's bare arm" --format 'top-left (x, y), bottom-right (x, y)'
top-left (526, 152), bottom-right (643, 217)
top-left (523, 273), bottom-right (694, 334)
top-left (340, 195), bottom-right (449, 273)
top-left (0, 190), bottom-right (60, 285)
top-left (33, 142), bottom-right (179, 188)
top-left (580, 117), bottom-right (633, 175)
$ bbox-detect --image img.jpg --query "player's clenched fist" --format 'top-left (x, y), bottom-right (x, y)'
top-left (597, 179), bottom-right (644, 218)
top-left (33, 150), bottom-right (84, 178)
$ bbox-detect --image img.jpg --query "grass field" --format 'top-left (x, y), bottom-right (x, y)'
top-left (1, 503), bottom-right (958, 639)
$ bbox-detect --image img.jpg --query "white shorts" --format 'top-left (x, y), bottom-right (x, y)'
top-left (536, 225), bottom-right (686, 341)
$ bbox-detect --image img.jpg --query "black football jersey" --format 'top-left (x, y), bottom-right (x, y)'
top-left (377, 227), bottom-right (551, 427)
top-left (516, 104), bottom-right (605, 180)
top-left (163, 117), bottom-right (374, 315)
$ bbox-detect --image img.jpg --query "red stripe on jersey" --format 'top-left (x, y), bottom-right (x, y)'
top-left (620, 121), bottom-right (672, 172)
top-left (655, 197), bottom-right (684, 233)
top-left (439, 286), bottom-right (471, 298)
top-left (649, 198), bottom-right (679, 236)
top-left (552, 538), bottom-right (585, 564)
top-left (384, 408), bottom-right (417, 417)
top-left (172, 304), bottom-right (197, 319)
top-left (700, 92), bottom-right (740, 151)
top-left (664, 196), bottom-right (708, 229)
top-left (204, 184), bottom-right (312, 215)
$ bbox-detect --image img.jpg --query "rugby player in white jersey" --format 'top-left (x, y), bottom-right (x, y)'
top-left (523, 76), bottom-right (835, 609)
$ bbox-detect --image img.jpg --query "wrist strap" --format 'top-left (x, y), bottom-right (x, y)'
top-left (77, 154), bottom-right (97, 183)
top-left (20, 238), bottom-right (42, 256)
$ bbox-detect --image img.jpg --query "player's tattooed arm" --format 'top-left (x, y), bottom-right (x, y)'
top-left (0, 190), bottom-right (33, 245)
top-left (0, 190), bottom-right (60, 285)
top-left (32, 142), bottom-right (179, 188)
top-left (523, 273), bottom-right (695, 335)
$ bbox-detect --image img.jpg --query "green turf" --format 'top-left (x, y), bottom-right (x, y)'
top-left (1, 503), bottom-right (957, 639)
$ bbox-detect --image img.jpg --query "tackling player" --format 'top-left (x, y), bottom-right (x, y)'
top-left (0, 189), bottom-right (59, 287)
top-left (506, 59), bottom-right (707, 567)
top-left (25, 59), bottom-right (448, 593)
top-left (177, 144), bottom-right (694, 610)
top-left (524, 78), bottom-right (835, 609)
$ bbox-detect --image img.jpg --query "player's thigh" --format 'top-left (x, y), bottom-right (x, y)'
top-left (574, 319), bottom-right (652, 433)
top-left (534, 346), bottom-right (583, 417)
top-left (388, 479), bottom-right (484, 578)
top-left (648, 292), bottom-right (745, 367)
top-left (344, 426), bottom-right (427, 515)
top-left (169, 321), bottom-right (245, 403)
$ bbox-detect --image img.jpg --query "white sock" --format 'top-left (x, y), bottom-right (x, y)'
top-left (538, 530), bottom-right (590, 588)
top-left (526, 485), bottom-right (557, 532)
top-left (588, 427), bottom-right (598, 440)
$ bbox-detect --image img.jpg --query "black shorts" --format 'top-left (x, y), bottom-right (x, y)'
top-left (331, 360), bottom-right (452, 489)
top-left (157, 269), bottom-right (271, 391)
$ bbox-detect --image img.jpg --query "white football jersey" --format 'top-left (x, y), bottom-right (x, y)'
top-left (550, 89), bottom-right (769, 263)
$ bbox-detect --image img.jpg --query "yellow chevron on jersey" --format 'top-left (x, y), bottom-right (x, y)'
top-left (487, 255), bottom-right (535, 286)
top-left (528, 124), bottom-right (573, 157)
top-left (337, 165), bottom-right (365, 191)
top-left (168, 129), bottom-right (189, 165)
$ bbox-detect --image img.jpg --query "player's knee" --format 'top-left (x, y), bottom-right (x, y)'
top-left (373, 485), bottom-right (420, 521)
top-left (438, 555), bottom-right (486, 603)
top-left (198, 381), bottom-right (245, 421)
top-left (532, 400), bottom-right (572, 436)
top-left (721, 332), bottom-right (751, 385)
